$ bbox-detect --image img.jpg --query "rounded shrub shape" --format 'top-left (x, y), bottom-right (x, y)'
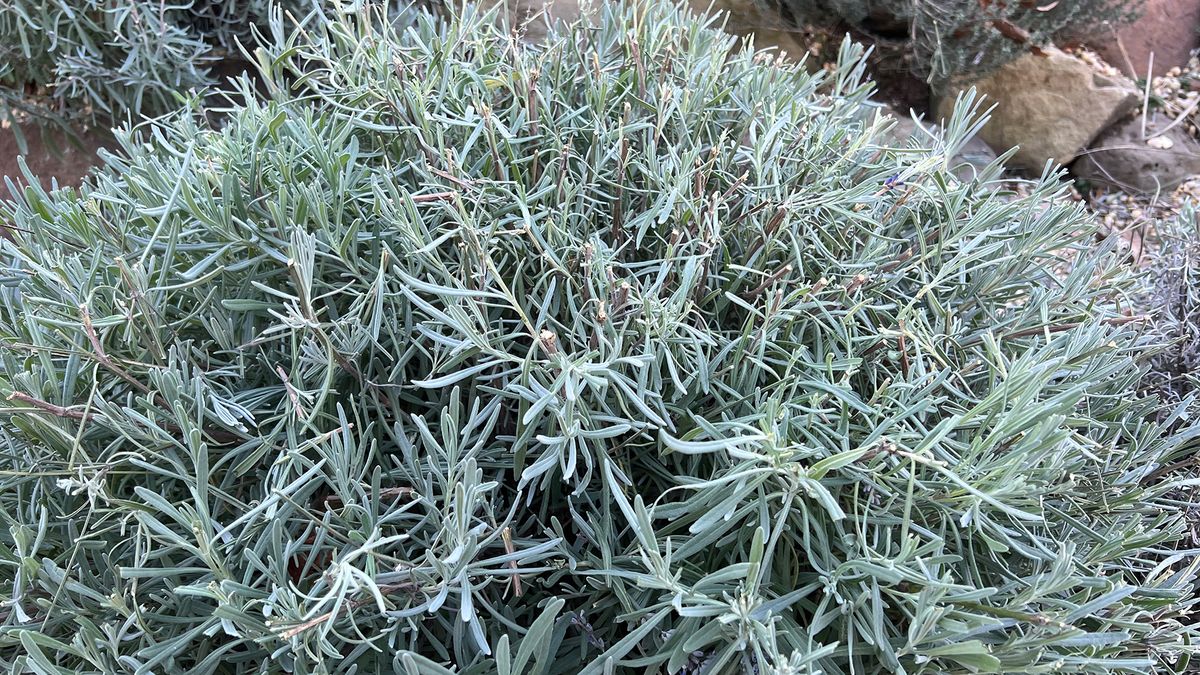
top-left (0, 3), bottom-right (1197, 673)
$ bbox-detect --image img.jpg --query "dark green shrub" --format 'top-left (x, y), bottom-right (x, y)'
top-left (0, 2), bottom-right (1196, 673)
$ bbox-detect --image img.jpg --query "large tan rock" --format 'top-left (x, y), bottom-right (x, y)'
top-left (703, 0), bottom-right (810, 60)
top-left (936, 47), bottom-right (1139, 173)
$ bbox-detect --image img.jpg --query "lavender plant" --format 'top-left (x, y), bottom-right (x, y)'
top-left (0, 0), bottom-right (319, 130)
top-left (1143, 203), bottom-right (1200, 406)
top-left (0, 2), bottom-right (1196, 673)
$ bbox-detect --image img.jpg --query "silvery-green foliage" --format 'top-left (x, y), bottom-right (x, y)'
top-left (1143, 203), bottom-right (1200, 405)
top-left (0, 2), bottom-right (1197, 673)
top-left (0, 0), bottom-right (319, 127)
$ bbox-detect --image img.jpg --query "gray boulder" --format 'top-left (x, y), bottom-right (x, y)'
top-left (1074, 113), bottom-right (1200, 194)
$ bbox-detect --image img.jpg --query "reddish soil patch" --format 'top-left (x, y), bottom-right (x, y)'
top-left (0, 123), bottom-right (111, 194)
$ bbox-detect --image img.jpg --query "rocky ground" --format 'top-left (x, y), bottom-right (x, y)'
top-left (1076, 50), bottom-right (1200, 263)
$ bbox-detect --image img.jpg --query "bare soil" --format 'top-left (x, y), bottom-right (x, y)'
top-left (0, 123), bottom-right (110, 194)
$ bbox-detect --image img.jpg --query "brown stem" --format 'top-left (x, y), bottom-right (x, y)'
top-left (527, 69), bottom-right (541, 182)
top-left (80, 304), bottom-right (151, 395)
top-left (741, 264), bottom-right (793, 301)
top-left (6, 392), bottom-right (93, 420)
top-left (1000, 314), bottom-right (1146, 341)
top-left (430, 167), bottom-right (476, 190)
top-left (409, 191), bottom-right (457, 203)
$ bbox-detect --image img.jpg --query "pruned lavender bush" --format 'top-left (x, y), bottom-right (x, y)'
top-left (1143, 203), bottom-right (1200, 406)
top-left (0, 2), bottom-right (1196, 673)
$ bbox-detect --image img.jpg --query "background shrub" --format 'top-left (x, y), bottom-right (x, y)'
top-left (0, 0), bottom-right (317, 131)
top-left (779, 0), bottom-right (1143, 84)
top-left (0, 2), bottom-right (1197, 673)
top-left (1143, 203), bottom-right (1200, 406)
